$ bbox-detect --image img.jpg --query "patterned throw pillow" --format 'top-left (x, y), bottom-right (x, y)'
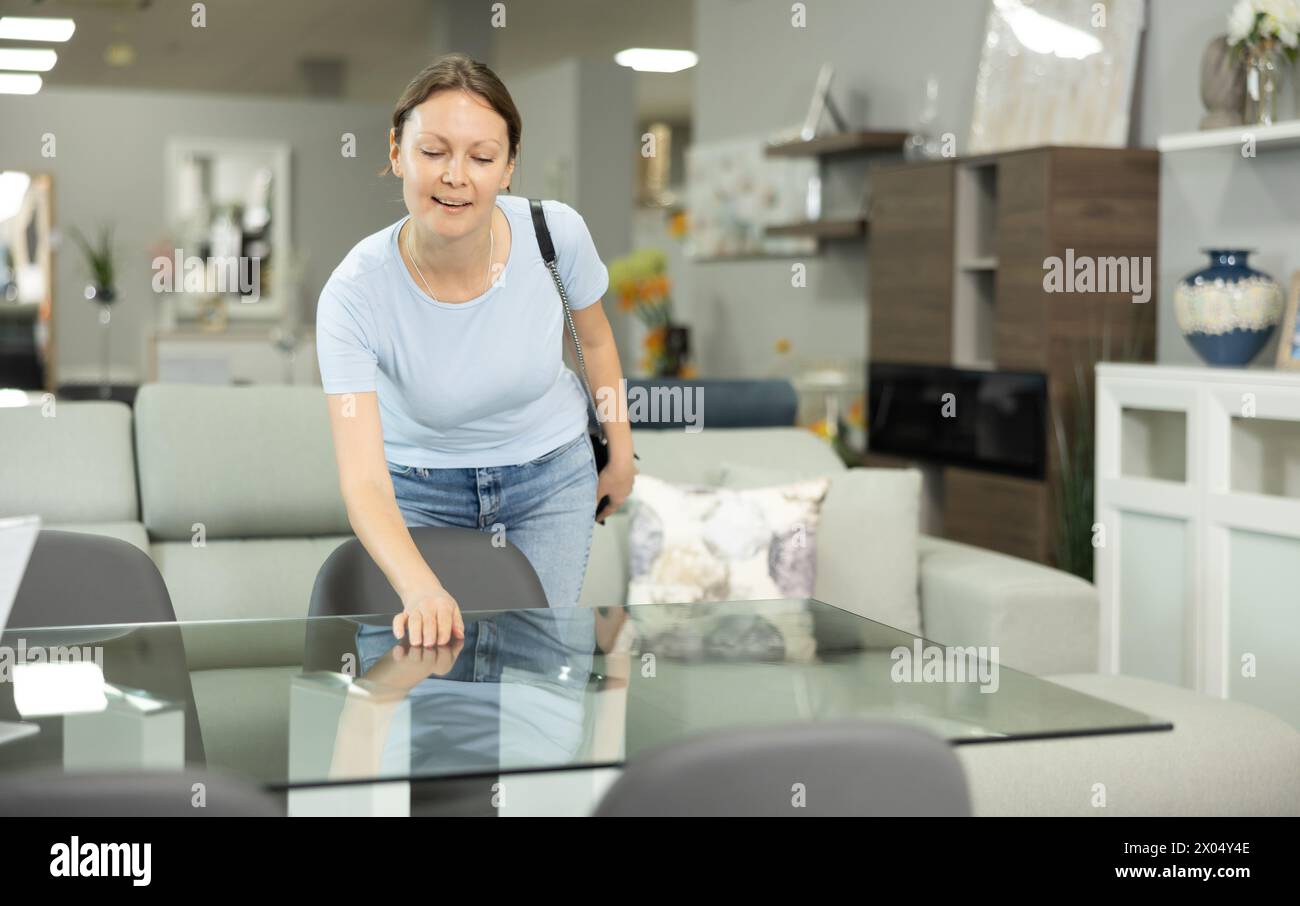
top-left (625, 474), bottom-right (831, 663)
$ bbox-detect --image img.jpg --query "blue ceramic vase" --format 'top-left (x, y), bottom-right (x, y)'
top-left (1173, 249), bottom-right (1282, 366)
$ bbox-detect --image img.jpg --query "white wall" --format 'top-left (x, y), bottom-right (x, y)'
top-left (506, 57), bottom-right (638, 350)
top-left (0, 87), bottom-right (400, 384)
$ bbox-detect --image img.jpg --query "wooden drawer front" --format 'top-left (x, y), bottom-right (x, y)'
top-left (943, 466), bottom-right (1049, 563)
top-left (994, 151), bottom-right (1051, 371)
top-left (869, 163), bottom-right (955, 365)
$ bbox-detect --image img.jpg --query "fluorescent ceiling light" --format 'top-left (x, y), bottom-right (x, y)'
top-left (0, 48), bottom-right (57, 72)
top-left (614, 48), bottom-right (698, 73)
top-left (0, 73), bottom-right (42, 95)
top-left (994, 0), bottom-right (1102, 60)
top-left (0, 16), bottom-right (76, 42)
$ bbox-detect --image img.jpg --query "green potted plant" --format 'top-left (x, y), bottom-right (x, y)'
top-left (69, 224), bottom-right (119, 398)
top-left (1052, 298), bottom-right (1157, 581)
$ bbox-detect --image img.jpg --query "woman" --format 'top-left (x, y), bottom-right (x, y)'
top-left (316, 53), bottom-right (636, 648)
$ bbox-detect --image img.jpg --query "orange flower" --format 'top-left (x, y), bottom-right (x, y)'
top-left (643, 326), bottom-right (666, 353)
top-left (668, 210), bottom-right (688, 239)
top-left (679, 363), bottom-right (698, 379)
top-left (618, 290), bottom-right (636, 312)
top-left (848, 396), bottom-right (865, 426)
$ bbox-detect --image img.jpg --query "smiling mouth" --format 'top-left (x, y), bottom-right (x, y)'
top-left (434, 197), bottom-right (471, 208)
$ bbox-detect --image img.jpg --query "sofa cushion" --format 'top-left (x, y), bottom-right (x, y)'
top-left (957, 673), bottom-right (1300, 816)
top-left (579, 513), bottom-right (631, 608)
top-left (134, 383), bottom-right (350, 540)
top-left (917, 534), bottom-right (1098, 675)
top-left (578, 428), bottom-right (846, 609)
top-left (0, 401), bottom-right (138, 524)
top-left (152, 536), bottom-right (352, 622)
top-left (623, 474), bottom-right (830, 662)
top-left (628, 427), bottom-right (846, 486)
top-left (719, 463), bottom-right (922, 635)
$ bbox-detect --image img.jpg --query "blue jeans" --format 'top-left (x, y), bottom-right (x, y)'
top-left (385, 432), bottom-right (598, 609)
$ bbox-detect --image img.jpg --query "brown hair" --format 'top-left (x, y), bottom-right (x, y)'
top-left (381, 52), bottom-right (522, 180)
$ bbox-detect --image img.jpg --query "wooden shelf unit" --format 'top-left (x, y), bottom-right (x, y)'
top-left (765, 218), bottom-right (867, 240)
top-left (762, 128), bottom-right (907, 251)
top-left (764, 130), bottom-right (910, 158)
top-left (867, 146), bottom-right (1160, 565)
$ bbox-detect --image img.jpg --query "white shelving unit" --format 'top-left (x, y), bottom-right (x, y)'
top-left (1157, 119), bottom-right (1300, 152)
top-left (1095, 363), bottom-right (1300, 730)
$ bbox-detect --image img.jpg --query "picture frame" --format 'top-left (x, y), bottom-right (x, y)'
top-left (967, 0), bottom-right (1145, 154)
top-left (800, 62), bottom-right (848, 141)
top-left (1275, 271), bottom-right (1300, 370)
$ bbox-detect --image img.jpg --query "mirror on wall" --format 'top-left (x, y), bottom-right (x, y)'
top-left (162, 138), bottom-right (291, 323)
top-left (0, 171), bottom-right (54, 392)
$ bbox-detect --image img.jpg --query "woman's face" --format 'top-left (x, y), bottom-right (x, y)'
top-left (389, 89), bottom-right (516, 238)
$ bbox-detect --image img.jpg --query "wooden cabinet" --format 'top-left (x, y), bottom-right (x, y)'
top-left (868, 164), bottom-right (955, 366)
top-left (867, 146), bottom-right (1158, 567)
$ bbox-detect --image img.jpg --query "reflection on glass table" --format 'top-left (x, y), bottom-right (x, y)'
top-left (0, 599), bottom-right (1172, 796)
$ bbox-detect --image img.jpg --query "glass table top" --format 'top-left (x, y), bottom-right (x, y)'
top-left (0, 599), bottom-right (1171, 790)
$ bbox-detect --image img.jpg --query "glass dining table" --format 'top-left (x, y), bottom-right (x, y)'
top-left (0, 598), bottom-right (1171, 816)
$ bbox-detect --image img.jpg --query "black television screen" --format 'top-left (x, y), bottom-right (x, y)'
top-left (867, 364), bottom-right (1047, 479)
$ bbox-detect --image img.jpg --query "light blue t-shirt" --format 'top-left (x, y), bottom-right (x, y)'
top-left (315, 195), bottom-right (609, 468)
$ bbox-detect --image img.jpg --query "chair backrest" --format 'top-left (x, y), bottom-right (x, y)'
top-left (593, 719), bottom-right (972, 817)
top-left (0, 768), bottom-right (282, 817)
top-left (309, 526), bottom-right (548, 619)
top-left (305, 526), bottom-right (549, 671)
top-left (9, 530), bottom-right (176, 628)
top-left (4, 530), bottom-right (205, 763)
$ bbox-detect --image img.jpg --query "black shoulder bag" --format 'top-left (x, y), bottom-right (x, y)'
top-left (529, 198), bottom-right (636, 521)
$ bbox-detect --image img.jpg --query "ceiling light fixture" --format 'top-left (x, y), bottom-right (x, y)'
top-left (0, 73), bottom-right (43, 95)
top-left (0, 17), bottom-right (76, 43)
top-left (0, 48), bottom-right (57, 72)
top-left (613, 48), bottom-right (698, 73)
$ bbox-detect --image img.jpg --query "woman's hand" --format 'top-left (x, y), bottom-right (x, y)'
top-left (394, 582), bottom-right (465, 647)
top-left (596, 455), bottom-right (638, 523)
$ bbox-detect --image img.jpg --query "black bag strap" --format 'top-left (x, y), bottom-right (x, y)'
top-left (530, 198), bottom-right (607, 443)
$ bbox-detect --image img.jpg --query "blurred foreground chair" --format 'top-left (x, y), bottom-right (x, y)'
top-left (5, 530), bottom-right (206, 764)
top-left (0, 767), bottom-right (282, 816)
top-left (594, 719), bottom-right (972, 817)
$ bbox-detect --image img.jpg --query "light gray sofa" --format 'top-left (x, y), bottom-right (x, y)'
top-left (2, 384), bottom-right (1297, 816)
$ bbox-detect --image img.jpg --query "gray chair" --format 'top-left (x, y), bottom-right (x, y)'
top-left (593, 719), bottom-right (972, 817)
top-left (308, 525), bottom-right (549, 619)
top-left (0, 767), bottom-right (283, 816)
top-left (3, 529), bottom-right (206, 764)
top-left (9, 530), bottom-right (174, 627)
top-left (305, 526), bottom-right (549, 671)
top-left (306, 527), bottom-right (552, 817)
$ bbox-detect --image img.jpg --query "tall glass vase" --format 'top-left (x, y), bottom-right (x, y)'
top-left (86, 283), bottom-right (117, 400)
top-left (1245, 41), bottom-right (1283, 126)
top-left (97, 302), bottom-right (112, 399)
